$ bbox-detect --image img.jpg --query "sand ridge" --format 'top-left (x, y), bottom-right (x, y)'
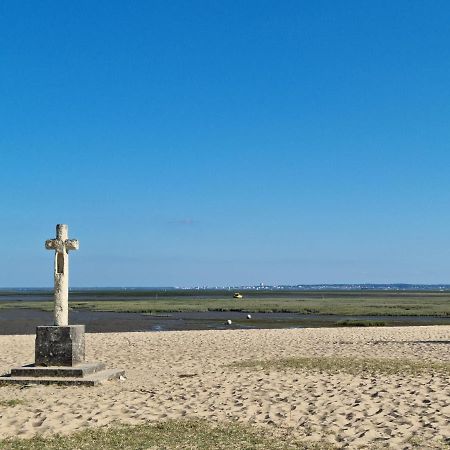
top-left (0, 326), bottom-right (449, 448)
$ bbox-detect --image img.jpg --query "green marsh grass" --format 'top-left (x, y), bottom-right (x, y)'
top-left (335, 320), bottom-right (386, 327)
top-left (0, 290), bottom-right (449, 317)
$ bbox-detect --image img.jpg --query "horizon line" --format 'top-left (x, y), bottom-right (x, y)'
top-left (2, 283), bottom-right (450, 290)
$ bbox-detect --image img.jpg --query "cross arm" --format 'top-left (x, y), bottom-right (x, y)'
top-left (45, 239), bottom-right (59, 250)
top-left (65, 239), bottom-right (79, 251)
top-left (45, 239), bottom-right (79, 252)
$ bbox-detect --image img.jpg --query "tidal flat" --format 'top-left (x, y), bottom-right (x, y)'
top-left (0, 289), bottom-right (449, 334)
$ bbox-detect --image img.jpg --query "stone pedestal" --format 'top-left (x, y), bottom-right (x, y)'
top-left (35, 325), bottom-right (85, 366)
top-left (0, 325), bottom-right (124, 386)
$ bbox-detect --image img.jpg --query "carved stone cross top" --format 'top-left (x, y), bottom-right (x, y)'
top-left (45, 224), bottom-right (79, 326)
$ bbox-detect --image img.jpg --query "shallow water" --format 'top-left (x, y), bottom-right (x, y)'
top-left (0, 308), bottom-right (449, 335)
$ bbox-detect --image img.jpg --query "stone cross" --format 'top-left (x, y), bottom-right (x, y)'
top-left (45, 224), bottom-right (79, 326)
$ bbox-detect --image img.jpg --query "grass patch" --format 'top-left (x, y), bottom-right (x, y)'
top-left (0, 419), bottom-right (334, 450)
top-left (407, 436), bottom-right (450, 449)
top-left (335, 320), bottom-right (386, 327)
top-left (230, 356), bottom-right (450, 376)
top-left (0, 399), bottom-right (24, 408)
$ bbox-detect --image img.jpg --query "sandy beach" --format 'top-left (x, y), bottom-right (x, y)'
top-left (0, 326), bottom-right (449, 448)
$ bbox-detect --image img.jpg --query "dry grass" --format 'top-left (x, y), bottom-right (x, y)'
top-left (0, 400), bottom-right (24, 408)
top-left (0, 419), bottom-right (334, 450)
top-left (230, 356), bottom-right (450, 376)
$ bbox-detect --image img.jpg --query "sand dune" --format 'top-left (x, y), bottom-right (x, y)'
top-left (0, 326), bottom-right (449, 448)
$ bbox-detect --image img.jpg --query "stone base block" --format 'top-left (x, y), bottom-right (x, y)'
top-left (0, 324), bottom-right (125, 386)
top-left (35, 325), bottom-right (85, 366)
top-left (0, 367), bottom-right (125, 386)
top-left (10, 362), bottom-right (105, 378)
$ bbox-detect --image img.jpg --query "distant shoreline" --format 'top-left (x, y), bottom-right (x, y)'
top-left (2, 283), bottom-right (450, 292)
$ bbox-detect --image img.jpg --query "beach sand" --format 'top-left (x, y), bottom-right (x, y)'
top-left (0, 326), bottom-right (449, 448)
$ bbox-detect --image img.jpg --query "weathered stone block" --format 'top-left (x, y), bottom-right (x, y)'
top-left (35, 325), bottom-right (85, 366)
top-left (11, 362), bottom-right (105, 378)
top-left (0, 368), bottom-right (125, 386)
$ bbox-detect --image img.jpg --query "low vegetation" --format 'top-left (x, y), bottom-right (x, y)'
top-left (334, 320), bottom-right (386, 327)
top-left (0, 290), bottom-right (449, 317)
top-left (406, 436), bottom-right (450, 449)
top-left (230, 356), bottom-right (450, 376)
top-left (0, 419), bottom-right (334, 450)
top-left (0, 399), bottom-right (24, 408)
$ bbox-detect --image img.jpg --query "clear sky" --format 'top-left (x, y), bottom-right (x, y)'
top-left (1, 1), bottom-right (450, 287)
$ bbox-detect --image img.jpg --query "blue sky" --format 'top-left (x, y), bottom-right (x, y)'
top-left (1, 1), bottom-right (450, 287)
